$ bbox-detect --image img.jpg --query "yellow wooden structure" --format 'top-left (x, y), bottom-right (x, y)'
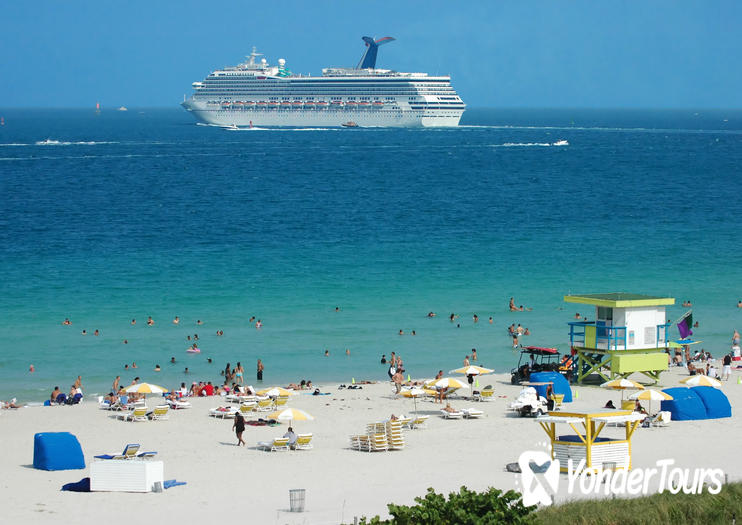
top-left (537, 410), bottom-right (644, 473)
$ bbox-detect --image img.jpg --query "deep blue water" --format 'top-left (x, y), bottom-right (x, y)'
top-left (1, 108), bottom-right (742, 401)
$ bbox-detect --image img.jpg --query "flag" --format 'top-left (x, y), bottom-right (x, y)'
top-left (677, 311), bottom-right (693, 339)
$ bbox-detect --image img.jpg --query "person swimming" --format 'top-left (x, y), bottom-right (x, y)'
top-left (62, 318), bottom-right (72, 325)
top-left (154, 364), bottom-right (161, 372)
top-left (147, 316), bottom-right (154, 326)
top-left (173, 316), bottom-right (180, 324)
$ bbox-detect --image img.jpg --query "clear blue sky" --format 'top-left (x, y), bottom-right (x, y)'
top-left (1, 1), bottom-right (740, 108)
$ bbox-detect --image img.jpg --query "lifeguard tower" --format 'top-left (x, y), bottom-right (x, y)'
top-left (565, 293), bottom-right (673, 384)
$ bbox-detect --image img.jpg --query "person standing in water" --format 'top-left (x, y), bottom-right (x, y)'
top-left (257, 359), bottom-right (264, 381)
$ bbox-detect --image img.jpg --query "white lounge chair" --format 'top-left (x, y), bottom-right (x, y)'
top-left (150, 405), bottom-right (170, 421)
top-left (440, 409), bottom-right (464, 419)
top-left (463, 408), bottom-right (484, 419)
top-left (209, 406), bottom-right (237, 419)
top-left (295, 433), bottom-right (313, 450)
top-left (257, 437), bottom-right (290, 452)
top-left (118, 407), bottom-right (148, 422)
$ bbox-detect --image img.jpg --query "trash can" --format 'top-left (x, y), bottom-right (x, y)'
top-left (289, 488), bottom-right (306, 512)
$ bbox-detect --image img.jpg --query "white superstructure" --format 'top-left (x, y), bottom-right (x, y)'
top-left (181, 37), bottom-right (465, 128)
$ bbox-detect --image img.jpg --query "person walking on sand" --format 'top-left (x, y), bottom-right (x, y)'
top-left (392, 369), bottom-right (404, 394)
top-left (257, 359), bottom-right (264, 381)
top-left (232, 412), bottom-right (246, 446)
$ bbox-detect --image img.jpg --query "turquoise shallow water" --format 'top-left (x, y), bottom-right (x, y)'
top-left (1, 108), bottom-right (742, 401)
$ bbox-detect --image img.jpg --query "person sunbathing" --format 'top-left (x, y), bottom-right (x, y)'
top-left (442, 403), bottom-right (457, 413)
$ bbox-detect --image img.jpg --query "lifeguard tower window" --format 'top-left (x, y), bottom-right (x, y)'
top-left (644, 326), bottom-right (656, 345)
top-left (597, 307), bottom-right (613, 321)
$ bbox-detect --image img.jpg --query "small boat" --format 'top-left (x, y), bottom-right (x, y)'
top-left (118, 106), bottom-right (128, 111)
top-left (341, 121), bottom-right (359, 128)
top-left (552, 140), bottom-right (569, 146)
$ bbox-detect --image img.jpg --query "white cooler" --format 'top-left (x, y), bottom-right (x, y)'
top-left (90, 460), bottom-right (164, 492)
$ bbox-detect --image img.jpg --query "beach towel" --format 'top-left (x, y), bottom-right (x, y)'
top-left (163, 479), bottom-right (186, 489)
top-left (61, 477), bottom-right (90, 492)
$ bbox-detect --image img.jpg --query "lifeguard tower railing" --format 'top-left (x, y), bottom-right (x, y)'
top-left (568, 321), bottom-right (671, 350)
top-left (568, 321), bottom-right (671, 384)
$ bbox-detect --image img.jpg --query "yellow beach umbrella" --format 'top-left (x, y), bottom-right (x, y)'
top-left (124, 382), bottom-right (168, 395)
top-left (680, 375), bottom-right (722, 388)
top-left (124, 382), bottom-right (169, 403)
top-left (450, 365), bottom-right (495, 376)
top-left (450, 366), bottom-right (495, 396)
top-left (399, 387), bottom-right (425, 414)
top-left (629, 389), bottom-right (673, 416)
top-left (600, 378), bottom-right (645, 401)
top-left (266, 407), bottom-right (314, 425)
top-left (425, 377), bottom-right (468, 390)
top-left (257, 387), bottom-right (293, 397)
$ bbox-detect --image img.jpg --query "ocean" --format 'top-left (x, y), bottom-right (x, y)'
top-left (1, 107), bottom-right (741, 401)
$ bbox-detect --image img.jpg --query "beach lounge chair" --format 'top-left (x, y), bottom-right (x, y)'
top-left (255, 399), bottom-right (273, 412)
top-left (295, 433), bottom-right (313, 450)
top-left (463, 408), bottom-right (484, 419)
top-left (239, 403), bottom-right (256, 416)
top-left (118, 407), bottom-right (148, 422)
top-left (94, 443), bottom-right (157, 460)
top-left (474, 386), bottom-right (494, 401)
top-left (440, 409), bottom-right (464, 419)
top-left (257, 437), bottom-right (290, 452)
top-left (150, 405), bottom-right (170, 421)
top-left (397, 416), bottom-right (412, 429)
top-left (209, 406), bottom-right (237, 419)
top-left (650, 411), bottom-right (671, 428)
top-left (409, 415), bottom-right (429, 429)
top-left (274, 396), bottom-right (289, 408)
top-left (549, 394), bottom-right (564, 410)
top-left (167, 399), bottom-right (192, 409)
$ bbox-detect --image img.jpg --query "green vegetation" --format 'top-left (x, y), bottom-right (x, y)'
top-left (359, 486), bottom-right (535, 525)
top-left (358, 483), bottom-right (742, 524)
top-left (535, 482), bottom-right (742, 525)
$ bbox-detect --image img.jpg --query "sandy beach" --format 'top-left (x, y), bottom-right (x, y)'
top-left (1, 366), bottom-right (740, 524)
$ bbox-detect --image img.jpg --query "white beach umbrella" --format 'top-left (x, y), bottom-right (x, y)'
top-left (680, 375), bottom-right (722, 388)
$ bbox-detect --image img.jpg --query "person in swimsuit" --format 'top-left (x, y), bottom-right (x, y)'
top-left (257, 359), bottom-right (264, 381)
top-left (235, 362), bottom-right (244, 384)
top-left (232, 412), bottom-right (246, 446)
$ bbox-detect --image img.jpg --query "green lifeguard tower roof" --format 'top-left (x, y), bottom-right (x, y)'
top-left (564, 293), bottom-right (675, 308)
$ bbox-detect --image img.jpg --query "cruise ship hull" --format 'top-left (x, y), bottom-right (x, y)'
top-left (182, 100), bottom-right (463, 128)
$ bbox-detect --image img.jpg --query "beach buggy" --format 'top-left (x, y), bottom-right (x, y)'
top-left (510, 346), bottom-right (565, 385)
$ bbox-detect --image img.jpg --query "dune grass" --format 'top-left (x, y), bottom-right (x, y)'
top-left (535, 482), bottom-right (742, 525)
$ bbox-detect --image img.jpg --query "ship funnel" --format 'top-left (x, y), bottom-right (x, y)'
top-left (357, 36), bottom-right (395, 69)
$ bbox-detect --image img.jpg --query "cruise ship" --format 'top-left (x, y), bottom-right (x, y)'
top-left (181, 37), bottom-right (465, 128)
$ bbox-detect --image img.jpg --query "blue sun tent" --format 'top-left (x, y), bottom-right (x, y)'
top-left (33, 432), bottom-right (85, 471)
top-left (660, 387), bottom-right (731, 421)
top-left (692, 386), bottom-right (732, 419)
top-left (530, 371), bottom-right (573, 403)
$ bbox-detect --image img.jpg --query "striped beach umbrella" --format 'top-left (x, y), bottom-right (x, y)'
top-left (266, 408), bottom-right (314, 425)
top-left (680, 375), bottom-right (722, 388)
top-left (629, 389), bottom-right (673, 416)
top-left (257, 387), bottom-right (294, 397)
top-left (600, 378), bottom-right (644, 401)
